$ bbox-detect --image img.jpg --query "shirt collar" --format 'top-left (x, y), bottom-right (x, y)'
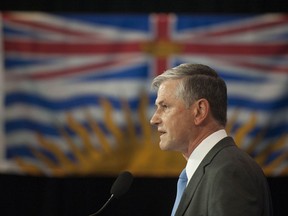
top-left (186, 129), bottom-right (227, 184)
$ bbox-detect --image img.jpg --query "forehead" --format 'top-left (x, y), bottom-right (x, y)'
top-left (155, 79), bottom-right (180, 102)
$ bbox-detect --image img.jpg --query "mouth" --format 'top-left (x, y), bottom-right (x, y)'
top-left (158, 130), bottom-right (166, 136)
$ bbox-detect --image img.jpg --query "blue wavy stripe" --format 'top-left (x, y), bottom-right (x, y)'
top-left (263, 149), bottom-right (286, 166)
top-left (149, 94), bottom-right (157, 105)
top-left (249, 149), bottom-right (285, 167)
top-left (228, 95), bottom-right (288, 111)
top-left (5, 119), bottom-right (111, 136)
top-left (149, 93), bottom-right (288, 111)
top-left (230, 122), bottom-right (288, 140)
top-left (5, 57), bottom-right (54, 70)
top-left (5, 93), bottom-right (142, 111)
top-left (6, 119), bottom-right (68, 136)
top-left (5, 115), bottom-right (287, 140)
top-left (5, 145), bottom-right (58, 162)
top-left (5, 145), bottom-right (79, 164)
top-left (5, 117), bottom-right (143, 136)
top-left (6, 145), bottom-right (35, 159)
top-left (78, 64), bottom-right (149, 81)
top-left (220, 72), bottom-right (268, 83)
top-left (173, 60), bottom-right (269, 83)
top-left (6, 91), bottom-right (288, 112)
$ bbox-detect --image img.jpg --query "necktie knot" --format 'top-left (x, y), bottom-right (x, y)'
top-left (171, 169), bottom-right (187, 216)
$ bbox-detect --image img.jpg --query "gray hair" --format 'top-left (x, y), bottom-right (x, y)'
top-left (152, 63), bottom-right (227, 126)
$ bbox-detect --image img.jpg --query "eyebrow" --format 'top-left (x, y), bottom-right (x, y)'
top-left (155, 100), bottom-right (165, 106)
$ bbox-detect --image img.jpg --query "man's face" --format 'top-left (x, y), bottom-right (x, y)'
top-left (150, 79), bottom-right (195, 154)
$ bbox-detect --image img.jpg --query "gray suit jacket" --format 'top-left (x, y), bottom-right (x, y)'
top-left (175, 137), bottom-right (273, 216)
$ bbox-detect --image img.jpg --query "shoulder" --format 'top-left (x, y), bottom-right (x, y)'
top-left (205, 137), bottom-right (265, 178)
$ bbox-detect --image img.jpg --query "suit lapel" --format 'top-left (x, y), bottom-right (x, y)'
top-left (175, 137), bottom-right (235, 216)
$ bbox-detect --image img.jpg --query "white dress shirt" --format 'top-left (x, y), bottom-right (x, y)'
top-left (186, 129), bottom-right (228, 184)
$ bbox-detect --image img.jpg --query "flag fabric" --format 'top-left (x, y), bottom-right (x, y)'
top-left (1, 12), bottom-right (287, 177)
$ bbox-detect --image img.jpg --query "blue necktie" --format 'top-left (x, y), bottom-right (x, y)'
top-left (171, 169), bottom-right (188, 216)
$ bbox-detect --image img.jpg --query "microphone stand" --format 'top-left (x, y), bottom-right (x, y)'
top-left (88, 171), bottom-right (133, 216)
top-left (89, 194), bottom-right (115, 216)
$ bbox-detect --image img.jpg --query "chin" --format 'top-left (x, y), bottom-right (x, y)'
top-left (159, 142), bottom-right (168, 151)
top-left (159, 141), bottom-right (173, 151)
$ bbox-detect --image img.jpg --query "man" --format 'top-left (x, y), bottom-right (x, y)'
top-left (150, 63), bottom-right (273, 216)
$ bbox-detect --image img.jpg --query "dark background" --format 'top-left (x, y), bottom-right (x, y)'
top-left (1, 0), bottom-right (288, 215)
top-left (1, 0), bottom-right (288, 12)
top-left (0, 174), bottom-right (287, 216)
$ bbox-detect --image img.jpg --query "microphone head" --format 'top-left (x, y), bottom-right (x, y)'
top-left (110, 171), bottom-right (133, 199)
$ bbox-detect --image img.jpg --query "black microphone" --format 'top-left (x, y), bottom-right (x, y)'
top-left (89, 171), bottom-right (133, 216)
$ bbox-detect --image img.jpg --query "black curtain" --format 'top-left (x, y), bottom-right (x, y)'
top-left (1, 0), bottom-right (288, 12)
top-left (0, 174), bottom-right (288, 216)
top-left (1, 174), bottom-right (288, 216)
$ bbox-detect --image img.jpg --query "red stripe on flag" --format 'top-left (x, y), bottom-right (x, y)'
top-left (4, 40), bottom-right (144, 54)
top-left (182, 43), bottom-right (288, 56)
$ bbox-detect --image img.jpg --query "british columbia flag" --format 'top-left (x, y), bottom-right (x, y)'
top-left (1, 12), bottom-right (288, 176)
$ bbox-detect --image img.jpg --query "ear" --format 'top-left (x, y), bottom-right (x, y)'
top-left (193, 99), bottom-right (209, 125)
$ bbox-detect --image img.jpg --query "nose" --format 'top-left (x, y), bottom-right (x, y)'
top-left (150, 110), bottom-right (160, 125)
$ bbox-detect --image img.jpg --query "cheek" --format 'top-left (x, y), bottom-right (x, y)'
top-left (173, 113), bottom-right (194, 134)
top-left (164, 108), bottom-right (193, 131)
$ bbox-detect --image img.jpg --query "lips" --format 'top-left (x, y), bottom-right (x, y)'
top-left (158, 129), bottom-right (166, 136)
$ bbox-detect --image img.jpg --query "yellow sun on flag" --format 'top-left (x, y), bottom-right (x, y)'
top-left (15, 92), bottom-right (288, 177)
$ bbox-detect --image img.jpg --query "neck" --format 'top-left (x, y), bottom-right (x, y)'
top-left (183, 123), bottom-right (224, 159)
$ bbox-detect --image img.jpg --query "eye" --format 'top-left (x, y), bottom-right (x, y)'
top-left (161, 104), bottom-right (168, 109)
